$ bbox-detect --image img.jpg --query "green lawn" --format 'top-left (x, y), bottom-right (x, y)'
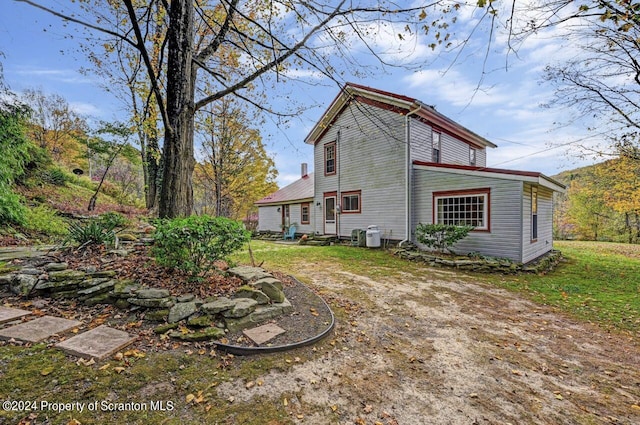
top-left (487, 240), bottom-right (640, 334)
top-left (237, 239), bottom-right (640, 336)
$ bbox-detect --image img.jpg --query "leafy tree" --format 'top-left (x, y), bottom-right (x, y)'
top-left (17, 0), bottom-right (459, 218)
top-left (21, 88), bottom-right (88, 169)
top-left (193, 97), bottom-right (278, 219)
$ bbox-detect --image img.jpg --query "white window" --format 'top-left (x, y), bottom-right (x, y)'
top-left (341, 191), bottom-right (361, 213)
top-left (469, 148), bottom-right (477, 166)
top-left (432, 132), bottom-right (441, 163)
top-left (531, 187), bottom-right (538, 241)
top-left (434, 190), bottom-right (489, 231)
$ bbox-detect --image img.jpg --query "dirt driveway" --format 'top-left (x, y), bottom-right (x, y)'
top-left (217, 262), bottom-right (640, 425)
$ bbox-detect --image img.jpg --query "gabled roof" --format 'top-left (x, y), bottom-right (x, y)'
top-left (304, 82), bottom-right (497, 150)
top-left (413, 161), bottom-right (566, 192)
top-left (255, 173), bottom-right (314, 206)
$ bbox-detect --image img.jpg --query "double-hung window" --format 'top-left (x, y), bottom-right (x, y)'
top-left (324, 142), bottom-right (336, 175)
top-left (301, 203), bottom-right (310, 224)
top-left (433, 189), bottom-right (490, 231)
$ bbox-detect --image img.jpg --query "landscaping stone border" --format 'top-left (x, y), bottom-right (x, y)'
top-left (0, 261), bottom-right (302, 342)
top-left (394, 247), bottom-right (563, 274)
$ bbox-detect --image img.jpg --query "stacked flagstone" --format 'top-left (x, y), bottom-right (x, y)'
top-left (0, 263), bottom-right (292, 341)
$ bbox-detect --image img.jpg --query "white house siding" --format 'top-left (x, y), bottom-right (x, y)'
top-left (313, 103), bottom-right (407, 239)
top-left (522, 184), bottom-right (554, 263)
top-left (409, 117), bottom-right (486, 166)
top-left (288, 203), bottom-right (315, 235)
top-left (412, 169), bottom-right (525, 262)
top-left (257, 206), bottom-right (281, 232)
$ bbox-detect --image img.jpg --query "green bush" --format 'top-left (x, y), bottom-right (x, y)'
top-left (0, 191), bottom-right (27, 226)
top-left (415, 223), bottom-right (474, 253)
top-left (152, 215), bottom-right (250, 277)
top-left (97, 211), bottom-right (128, 230)
top-left (24, 205), bottom-right (68, 236)
top-left (41, 167), bottom-right (69, 186)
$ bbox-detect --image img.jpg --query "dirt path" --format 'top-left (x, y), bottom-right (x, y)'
top-left (216, 263), bottom-right (640, 424)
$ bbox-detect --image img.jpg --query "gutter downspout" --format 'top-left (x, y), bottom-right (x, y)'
top-left (400, 104), bottom-right (423, 247)
top-left (337, 129), bottom-right (341, 239)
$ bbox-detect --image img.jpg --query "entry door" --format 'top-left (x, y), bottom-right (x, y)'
top-left (324, 195), bottom-right (337, 235)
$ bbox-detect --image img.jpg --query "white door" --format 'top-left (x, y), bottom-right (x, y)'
top-left (324, 195), bottom-right (337, 235)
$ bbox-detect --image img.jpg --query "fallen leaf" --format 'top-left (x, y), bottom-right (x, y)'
top-left (41, 367), bottom-right (54, 376)
top-left (227, 396), bottom-right (235, 403)
top-left (296, 415), bottom-right (304, 419)
top-left (330, 405), bottom-right (338, 412)
top-left (555, 394), bottom-right (564, 400)
top-left (67, 420), bottom-right (81, 425)
top-left (354, 418), bottom-right (366, 425)
top-left (363, 404), bottom-right (373, 413)
top-left (114, 366), bottom-right (126, 374)
top-left (246, 381), bottom-right (255, 389)
top-left (99, 364), bottom-right (111, 371)
top-left (511, 369), bottom-right (523, 376)
top-left (283, 398), bottom-right (288, 406)
top-left (113, 352), bottom-right (124, 361)
top-left (186, 394), bottom-right (195, 404)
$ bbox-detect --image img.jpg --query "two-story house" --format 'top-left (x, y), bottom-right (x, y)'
top-left (256, 83), bottom-right (565, 263)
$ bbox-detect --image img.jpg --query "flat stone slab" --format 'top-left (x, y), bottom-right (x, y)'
top-left (0, 316), bottom-right (81, 343)
top-left (56, 325), bottom-right (136, 360)
top-left (0, 306), bottom-right (31, 324)
top-left (243, 323), bottom-right (286, 345)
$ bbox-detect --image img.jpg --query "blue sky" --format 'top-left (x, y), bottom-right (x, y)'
top-left (1, 1), bottom-right (604, 187)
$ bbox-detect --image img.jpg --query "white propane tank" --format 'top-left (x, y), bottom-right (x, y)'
top-left (366, 225), bottom-right (381, 248)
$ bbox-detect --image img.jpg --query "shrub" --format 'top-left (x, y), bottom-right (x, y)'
top-left (64, 211), bottom-right (128, 248)
top-left (415, 223), bottom-right (474, 254)
top-left (65, 220), bottom-right (116, 247)
top-left (41, 167), bottom-right (69, 186)
top-left (24, 205), bottom-right (68, 236)
top-left (0, 191), bottom-right (27, 226)
top-left (97, 211), bottom-right (128, 230)
top-left (152, 215), bottom-right (250, 277)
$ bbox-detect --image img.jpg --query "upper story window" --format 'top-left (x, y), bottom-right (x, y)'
top-left (324, 142), bottom-right (336, 175)
top-left (469, 148), bottom-right (477, 166)
top-left (432, 132), bottom-right (441, 163)
top-left (434, 189), bottom-right (490, 231)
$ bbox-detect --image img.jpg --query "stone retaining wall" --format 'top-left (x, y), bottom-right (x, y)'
top-left (0, 262), bottom-right (292, 341)
top-left (394, 248), bottom-right (563, 274)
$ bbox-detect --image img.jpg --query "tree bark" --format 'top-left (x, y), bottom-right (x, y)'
top-left (159, 0), bottom-right (196, 218)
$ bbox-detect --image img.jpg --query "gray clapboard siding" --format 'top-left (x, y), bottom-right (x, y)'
top-left (409, 117), bottom-right (487, 166)
top-left (522, 184), bottom-right (554, 263)
top-left (412, 169), bottom-right (524, 261)
top-left (258, 206), bottom-right (281, 232)
top-left (313, 103), bottom-right (407, 238)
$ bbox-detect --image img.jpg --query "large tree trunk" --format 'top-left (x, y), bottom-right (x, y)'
top-left (159, 0), bottom-right (196, 218)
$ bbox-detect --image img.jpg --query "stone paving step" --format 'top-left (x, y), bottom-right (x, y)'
top-left (0, 316), bottom-right (81, 343)
top-left (0, 306), bottom-right (31, 324)
top-left (243, 322), bottom-right (286, 345)
top-left (56, 325), bottom-right (136, 360)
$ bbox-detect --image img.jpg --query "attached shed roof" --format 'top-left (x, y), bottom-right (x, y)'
top-left (413, 161), bottom-right (566, 192)
top-left (304, 82), bottom-right (497, 150)
top-left (254, 173), bottom-right (314, 206)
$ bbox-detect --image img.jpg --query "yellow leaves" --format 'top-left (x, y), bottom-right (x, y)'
top-left (67, 420), bottom-right (82, 425)
top-left (114, 366), bottom-right (126, 374)
top-left (40, 366), bottom-right (55, 376)
top-left (186, 390), bottom-right (208, 405)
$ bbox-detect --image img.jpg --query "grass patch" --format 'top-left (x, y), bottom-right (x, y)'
top-left (488, 241), bottom-right (640, 334)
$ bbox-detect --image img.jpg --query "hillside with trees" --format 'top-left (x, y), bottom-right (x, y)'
top-left (554, 155), bottom-right (640, 244)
